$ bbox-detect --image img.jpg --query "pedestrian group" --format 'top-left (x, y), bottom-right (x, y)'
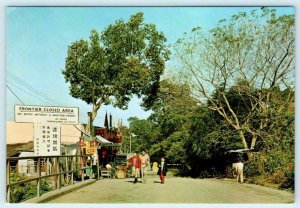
top-left (128, 149), bottom-right (167, 184)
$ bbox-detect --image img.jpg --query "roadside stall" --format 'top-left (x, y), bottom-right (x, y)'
top-left (78, 122), bottom-right (124, 179)
top-left (94, 135), bottom-right (126, 179)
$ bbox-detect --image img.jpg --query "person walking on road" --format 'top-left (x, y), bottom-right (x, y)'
top-left (140, 149), bottom-right (150, 183)
top-left (157, 156), bottom-right (168, 184)
top-left (128, 151), bottom-right (141, 184)
top-left (235, 160), bottom-right (244, 184)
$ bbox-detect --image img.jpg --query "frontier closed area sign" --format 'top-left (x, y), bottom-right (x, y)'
top-left (14, 105), bottom-right (79, 156)
top-left (15, 105), bottom-right (79, 124)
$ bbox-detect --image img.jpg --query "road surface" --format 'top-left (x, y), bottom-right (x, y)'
top-left (48, 176), bottom-right (293, 203)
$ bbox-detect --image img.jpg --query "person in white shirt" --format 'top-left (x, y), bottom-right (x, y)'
top-left (235, 161), bottom-right (244, 184)
top-left (140, 149), bottom-right (150, 183)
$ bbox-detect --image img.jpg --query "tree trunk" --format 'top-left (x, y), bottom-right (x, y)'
top-left (246, 134), bottom-right (257, 160)
top-left (250, 133), bottom-right (257, 149)
top-left (85, 100), bottom-right (102, 140)
top-left (86, 110), bottom-right (97, 140)
top-left (238, 129), bottom-right (252, 161)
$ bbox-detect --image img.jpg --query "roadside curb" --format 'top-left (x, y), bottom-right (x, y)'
top-left (23, 179), bottom-right (97, 203)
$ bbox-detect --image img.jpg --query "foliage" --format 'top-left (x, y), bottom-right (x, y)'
top-left (123, 8), bottom-right (294, 190)
top-left (128, 117), bottom-right (160, 153)
top-left (149, 79), bottom-right (197, 163)
top-left (149, 79), bottom-right (197, 137)
top-left (158, 130), bottom-right (189, 164)
top-left (174, 8), bottom-right (295, 159)
top-left (243, 154), bottom-right (264, 178)
top-left (62, 12), bottom-right (170, 134)
top-left (10, 172), bottom-right (52, 203)
top-left (127, 78), bottom-right (196, 163)
top-left (280, 166), bottom-right (294, 191)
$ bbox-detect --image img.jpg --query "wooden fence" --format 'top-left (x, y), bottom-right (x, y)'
top-left (6, 154), bottom-right (99, 203)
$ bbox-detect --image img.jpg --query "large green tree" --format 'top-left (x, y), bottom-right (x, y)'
top-left (128, 117), bottom-right (160, 153)
top-left (125, 78), bottom-right (197, 163)
top-left (148, 78), bottom-right (198, 163)
top-left (62, 12), bottom-right (170, 136)
top-left (174, 8), bottom-right (295, 159)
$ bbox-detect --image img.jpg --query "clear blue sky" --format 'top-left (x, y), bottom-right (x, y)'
top-left (6, 6), bottom-right (294, 127)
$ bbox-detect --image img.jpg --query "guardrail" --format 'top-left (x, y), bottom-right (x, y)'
top-left (6, 154), bottom-right (98, 203)
top-left (167, 163), bottom-right (183, 169)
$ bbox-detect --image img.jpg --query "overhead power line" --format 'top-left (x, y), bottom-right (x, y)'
top-left (6, 84), bottom-right (25, 105)
top-left (6, 81), bottom-right (54, 105)
top-left (6, 77), bottom-right (89, 139)
top-left (7, 72), bottom-right (63, 106)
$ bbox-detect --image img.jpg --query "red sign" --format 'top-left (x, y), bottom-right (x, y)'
top-left (86, 147), bottom-right (96, 155)
top-left (79, 137), bottom-right (84, 154)
top-left (90, 141), bottom-right (97, 147)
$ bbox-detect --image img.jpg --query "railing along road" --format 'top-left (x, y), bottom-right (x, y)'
top-left (6, 154), bottom-right (98, 203)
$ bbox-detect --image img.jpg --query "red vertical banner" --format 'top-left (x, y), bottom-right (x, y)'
top-left (79, 137), bottom-right (84, 154)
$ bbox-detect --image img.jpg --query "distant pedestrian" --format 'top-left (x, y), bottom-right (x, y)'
top-left (140, 149), bottom-right (150, 183)
top-left (235, 160), bottom-right (244, 184)
top-left (157, 157), bottom-right (168, 184)
top-left (105, 163), bottom-right (112, 170)
top-left (152, 161), bottom-right (158, 173)
top-left (128, 151), bottom-right (141, 183)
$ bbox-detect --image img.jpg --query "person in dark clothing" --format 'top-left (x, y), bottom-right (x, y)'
top-left (157, 157), bottom-right (168, 184)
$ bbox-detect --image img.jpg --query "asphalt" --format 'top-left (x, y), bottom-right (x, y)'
top-left (46, 176), bottom-right (294, 204)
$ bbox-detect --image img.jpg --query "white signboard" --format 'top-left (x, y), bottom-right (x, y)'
top-left (34, 122), bottom-right (61, 156)
top-left (15, 105), bottom-right (79, 124)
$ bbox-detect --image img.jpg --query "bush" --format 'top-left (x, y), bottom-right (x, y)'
top-left (245, 159), bottom-right (294, 191)
top-left (251, 175), bottom-right (269, 187)
top-left (280, 165), bottom-right (294, 191)
top-left (244, 154), bottom-right (262, 177)
top-left (264, 151), bottom-right (292, 173)
top-left (268, 168), bottom-right (286, 184)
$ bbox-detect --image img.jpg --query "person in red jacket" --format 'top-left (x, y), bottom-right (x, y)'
top-left (128, 151), bottom-right (141, 183)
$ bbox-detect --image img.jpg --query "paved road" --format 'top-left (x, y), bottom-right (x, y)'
top-left (49, 176), bottom-right (293, 203)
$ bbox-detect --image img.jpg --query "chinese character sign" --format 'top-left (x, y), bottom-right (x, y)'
top-left (34, 122), bottom-right (61, 156)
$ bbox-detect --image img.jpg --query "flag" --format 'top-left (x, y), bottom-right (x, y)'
top-left (104, 111), bottom-right (108, 129)
top-left (109, 113), bottom-right (112, 130)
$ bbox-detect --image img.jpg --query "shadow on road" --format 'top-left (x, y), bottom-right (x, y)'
top-left (125, 180), bottom-right (144, 184)
top-left (153, 181), bottom-right (162, 184)
top-left (125, 179), bottom-right (162, 184)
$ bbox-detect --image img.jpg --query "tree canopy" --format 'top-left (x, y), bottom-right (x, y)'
top-left (125, 8), bottom-right (294, 190)
top-left (173, 8), bottom-right (295, 159)
top-left (62, 12), bottom-right (170, 134)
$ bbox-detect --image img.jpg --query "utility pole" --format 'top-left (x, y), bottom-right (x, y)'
top-left (129, 133), bottom-right (137, 154)
top-left (130, 134), bottom-right (131, 154)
